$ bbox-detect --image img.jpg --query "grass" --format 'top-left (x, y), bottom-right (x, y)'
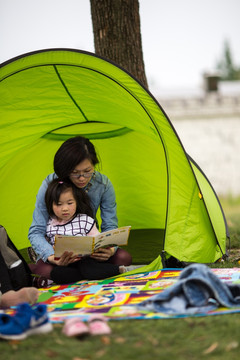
top-left (1, 196), bottom-right (240, 359)
top-left (1, 316), bottom-right (240, 360)
top-left (219, 196), bottom-right (240, 266)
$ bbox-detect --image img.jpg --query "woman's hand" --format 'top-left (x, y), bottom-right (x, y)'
top-left (48, 251), bottom-right (81, 266)
top-left (90, 247), bottom-right (114, 262)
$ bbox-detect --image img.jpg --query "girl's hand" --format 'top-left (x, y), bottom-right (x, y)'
top-left (48, 251), bottom-right (81, 266)
top-left (90, 247), bottom-right (114, 262)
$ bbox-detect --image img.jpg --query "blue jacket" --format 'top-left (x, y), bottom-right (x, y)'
top-left (28, 171), bottom-right (118, 262)
top-left (138, 264), bottom-right (240, 314)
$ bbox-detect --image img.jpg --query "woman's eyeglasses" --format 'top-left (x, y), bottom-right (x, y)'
top-left (69, 171), bottom-right (94, 179)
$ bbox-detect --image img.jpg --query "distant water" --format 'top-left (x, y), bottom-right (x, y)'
top-left (171, 117), bottom-right (240, 197)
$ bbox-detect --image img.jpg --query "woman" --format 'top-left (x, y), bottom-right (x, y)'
top-left (28, 136), bottom-right (132, 279)
top-left (43, 178), bottom-right (129, 284)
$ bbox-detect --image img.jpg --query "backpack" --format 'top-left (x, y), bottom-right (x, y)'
top-left (0, 225), bottom-right (32, 292)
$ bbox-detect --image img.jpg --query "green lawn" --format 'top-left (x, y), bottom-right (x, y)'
top-left (1, 196), bottom-right (240, 359)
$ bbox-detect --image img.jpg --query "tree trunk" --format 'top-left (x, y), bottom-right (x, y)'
top-left (90, 0), bottom-right (148, 88)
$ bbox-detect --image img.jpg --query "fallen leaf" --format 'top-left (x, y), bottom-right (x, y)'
top-left (203, 342), bottom-right (219, 355)
top-left (196, 336), bottom-right (207, 342)
top-left (72, 357), bottom-right (89, 360)
top-left (226, 341), bottom-right (239, 351)
top-left (101, 336), bottom-right (111, 345)
top-left (54, 323), bottom-right (62, 328)
top-left (54, 337), bottom-right (64, 345)
top-left (134, 341), bottom-right (143, 348)
top-left (148, 336), bottom-right (159, 346)
top-left (9, 339), bottom-right (20, 349)
top-left (114, 336), bottom-right (126, 344)
top-left (46, 349), bottom-right (59, 358)
top-left (183, 318), bottom-right (199, 327)
top-left (95, 349), bottom-right (106, 358)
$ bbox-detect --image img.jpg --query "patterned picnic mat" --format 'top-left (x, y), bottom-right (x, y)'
top-left (37, 267), bottom-right (240, 322)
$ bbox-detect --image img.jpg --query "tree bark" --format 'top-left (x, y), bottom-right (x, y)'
top-left (90, 0), bottom-right (148, 88)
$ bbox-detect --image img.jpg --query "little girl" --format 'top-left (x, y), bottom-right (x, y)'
top-left (45, 179), bottom-right (99, 243)
top-left (44, 179), bottom-right (127, 284)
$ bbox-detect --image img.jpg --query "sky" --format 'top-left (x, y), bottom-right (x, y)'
top-left (0, 0), bottom-right (239, 96)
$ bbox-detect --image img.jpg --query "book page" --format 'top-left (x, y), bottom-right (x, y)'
top-left (94, 226), bottom-right (131, 250)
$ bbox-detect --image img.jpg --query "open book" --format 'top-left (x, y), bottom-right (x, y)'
top-left (54, 225), bottom-right (131, 259)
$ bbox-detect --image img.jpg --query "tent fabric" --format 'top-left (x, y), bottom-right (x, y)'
top-left (0, 48), bottom-right (228, 265)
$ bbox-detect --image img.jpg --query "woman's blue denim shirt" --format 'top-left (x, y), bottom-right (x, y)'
top-left (28, 171), bottom-right (118, 262)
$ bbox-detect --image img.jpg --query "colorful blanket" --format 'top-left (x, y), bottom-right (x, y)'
top-left (37, 267), bottom-right (240, 322)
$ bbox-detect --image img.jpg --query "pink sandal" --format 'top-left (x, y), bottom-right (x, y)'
top-left (62, 317), bottom-right (89, 337)
top-left (88, 315), bottom-right (111, 336)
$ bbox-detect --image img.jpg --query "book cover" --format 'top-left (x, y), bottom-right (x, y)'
top-left (54, 225), bottom-right (131, 258)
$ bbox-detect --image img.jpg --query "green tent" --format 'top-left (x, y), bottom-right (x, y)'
top-left (0, 49), bottom-right (228, 267)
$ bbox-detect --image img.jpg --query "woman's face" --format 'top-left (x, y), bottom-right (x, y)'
top-left (69, 158), bottom-right (94, 189)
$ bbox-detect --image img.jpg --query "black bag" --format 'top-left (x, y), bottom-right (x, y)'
top-left (0, 225), bottom-right (32, 292)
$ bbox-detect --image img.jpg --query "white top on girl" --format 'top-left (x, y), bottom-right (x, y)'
top-left (46, 214), bottom-right (100, 245)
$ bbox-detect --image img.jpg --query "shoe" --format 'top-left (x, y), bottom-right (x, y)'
top-left (0, 314), bottom-right (10, 327)
top-left (32, 276), bottom-right (50, 288)
top-left (0, 303), bottom-right (53, 340)
top-left (88, 315), bottom-right (111, 336)
top-left (27, 247), bottom-right (37, 263)
top-left (122, 265), bottom-right (145, 273)
top-left (62, 317), bottom-right (89, 337)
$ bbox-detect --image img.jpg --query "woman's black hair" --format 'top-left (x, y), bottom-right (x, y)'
top-left (54, 136), bottom-right (99, 179)
top-left (45, 178), bottom-right (94, 218)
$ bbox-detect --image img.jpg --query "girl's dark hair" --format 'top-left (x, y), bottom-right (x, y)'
top-left (45, 179), bottom-right (93, 218)
top-left (54, 136), bottom-right (99, 179)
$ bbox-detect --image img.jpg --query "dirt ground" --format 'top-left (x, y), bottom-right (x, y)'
top-left (229, 248), bottom-right (240, 262)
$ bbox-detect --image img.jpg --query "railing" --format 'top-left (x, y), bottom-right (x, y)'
top-left (158, 94), bottom-right (240, 120)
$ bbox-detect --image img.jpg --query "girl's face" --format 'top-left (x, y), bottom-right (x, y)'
top-left (52, 189), bottom-right (77, 222)
top-left (69, 158), bottom-right (94, 189)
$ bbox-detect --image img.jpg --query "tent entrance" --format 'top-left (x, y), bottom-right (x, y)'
top-left (127, 229), bottom-right (165, 264)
